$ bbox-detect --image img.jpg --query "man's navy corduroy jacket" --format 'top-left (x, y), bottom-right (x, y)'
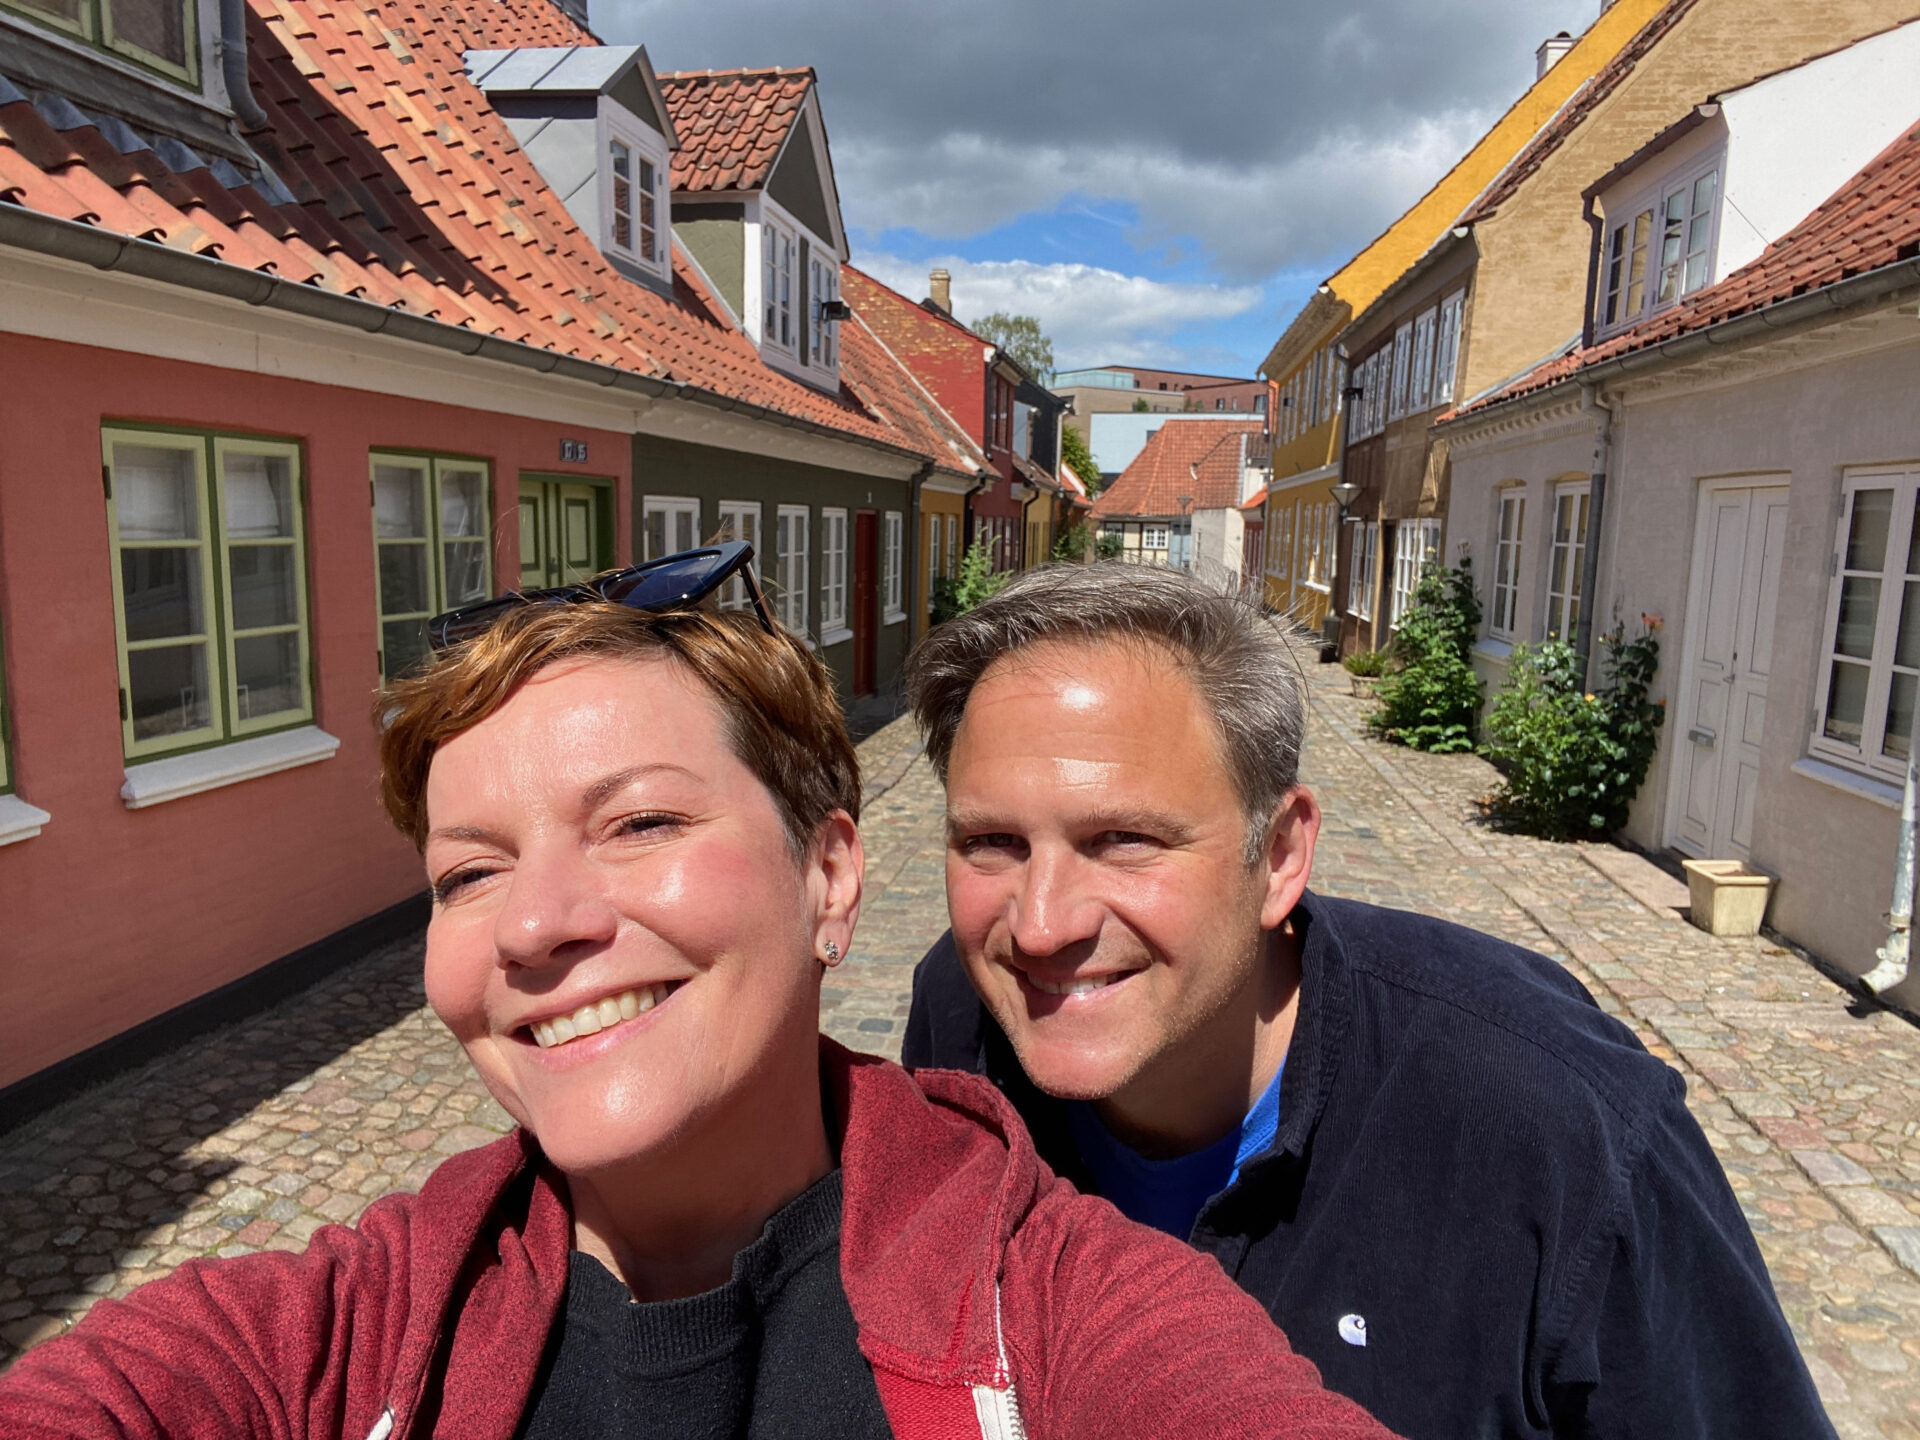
top-left (903, 891), bottom-right (1836, 1440)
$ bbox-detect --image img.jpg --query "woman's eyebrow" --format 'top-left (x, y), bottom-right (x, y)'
top-left (581, 763), bottom-right (699, 812)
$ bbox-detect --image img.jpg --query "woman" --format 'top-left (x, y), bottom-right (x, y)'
top-left (2, 549), bottom-right (1391, 1440)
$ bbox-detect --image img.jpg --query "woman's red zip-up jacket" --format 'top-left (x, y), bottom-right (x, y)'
top-left (1, 1041), bottom-right (1395, 1440)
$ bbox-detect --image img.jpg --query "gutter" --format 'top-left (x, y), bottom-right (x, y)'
top-left (0, 204), bottom-right (931, 469)
top-left (1437, 253), bottom-right (1920, 434)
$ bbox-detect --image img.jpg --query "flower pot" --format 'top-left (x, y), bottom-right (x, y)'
top-left (1681, 859), bottom-right (1774, 938)
top-left (1349, 676), bottom-right (1377, 699)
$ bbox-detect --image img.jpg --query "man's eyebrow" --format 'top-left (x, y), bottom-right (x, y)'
top-left (945, 806), bottom-right (1198, 844)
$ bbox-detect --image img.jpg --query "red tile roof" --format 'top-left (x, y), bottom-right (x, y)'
top-left (1461, 0), bottom-right (1699, 224)
top-left (837, 289), bottom-right (989, 484)
top-left (1454, 117), bottom-right (1920, 415)
top-left (0, 0), bottom-right (911, 452)
top-left (1090, 419), bottom-right (1265, 520)
top-left (656, 68), bottom-right (812, 195)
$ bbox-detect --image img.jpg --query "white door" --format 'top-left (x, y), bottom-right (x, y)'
top-left (1673, 484), bottom-right (1789, 858)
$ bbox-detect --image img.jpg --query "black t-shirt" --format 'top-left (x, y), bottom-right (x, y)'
top-left (515, 1169), bottom-right (892, 1440)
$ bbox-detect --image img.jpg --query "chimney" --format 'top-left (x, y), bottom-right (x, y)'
top-left (1536, 30), bottom-right (1574, 79)
top-left (928, 268), bottom-right (952, 314)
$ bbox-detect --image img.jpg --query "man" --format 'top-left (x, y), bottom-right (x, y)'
top-left (902, 563), bottom-right (1834, 1439)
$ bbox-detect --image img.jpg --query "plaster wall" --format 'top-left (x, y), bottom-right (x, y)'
top-left (1447, 323), bottom-right (1920, 1003)
top-left (0, 333), bottom-right (632, 1088)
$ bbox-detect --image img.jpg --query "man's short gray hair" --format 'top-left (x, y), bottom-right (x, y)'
top-left (906, 563), bottom-right (1309, 861)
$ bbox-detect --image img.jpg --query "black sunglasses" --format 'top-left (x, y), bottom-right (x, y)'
top-left (426, 541), bottom-right (775, 651)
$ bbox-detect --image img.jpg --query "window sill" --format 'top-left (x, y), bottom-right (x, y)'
top-left (1478, 637), bottom-right (1516, 658)
top-left (883, 609), bottom-right (906, 626)
top-left (1791, 756), bottom-right (1901, 812)
top-left (818, 627), bottom-right (854, 649)
top-left (121, 726), bottom-right (341, 810)
top-left (0, 794), bottom-right (52, 847)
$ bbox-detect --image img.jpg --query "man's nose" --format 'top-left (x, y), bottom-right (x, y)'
top-left (1006, 845), bottom-right (1101, 957)
top-left (492, 846), bottom-right (618, 970)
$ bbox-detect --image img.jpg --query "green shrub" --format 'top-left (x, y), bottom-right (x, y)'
top-left (1370, 559), bottom-right (1483, 753)
top-left (1341, 648), bottom-right (1388, 677)
top-left (930, 538), bottom-right (1011, 624)
top-left (1480, 623), bottom-right (1665, 840)
top-left (1052, 520), bottom-right (1094, 562)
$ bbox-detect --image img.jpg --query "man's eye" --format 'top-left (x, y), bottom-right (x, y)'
top-left (1098, 830), bottom-right (1157, 848)
top-left (964, 832), bottom-right (1023, 853)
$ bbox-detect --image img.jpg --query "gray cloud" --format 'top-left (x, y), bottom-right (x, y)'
top-left (604, 0), bottom-right (1599, 279)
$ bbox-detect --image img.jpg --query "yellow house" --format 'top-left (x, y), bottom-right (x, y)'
top-left (1258, 0), bottom-right (1667, 631)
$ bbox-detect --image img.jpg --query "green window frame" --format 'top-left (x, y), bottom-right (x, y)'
top-left (372, 452), bottom-right (493, 679)
top-left (3, 0), bottom-right (201, 85)
top-left (104, 427), bottom-right (314, 761)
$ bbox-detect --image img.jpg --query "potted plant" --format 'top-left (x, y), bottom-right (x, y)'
top-left (1341, 647), bottom-right (1389, 698)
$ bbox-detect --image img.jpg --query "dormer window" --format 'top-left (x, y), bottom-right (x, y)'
top-left (809, 256), bottom-right (838, 367)
top-left (608, 135), bottom-right (662, 266)
top-left (6, 0), bottom-right (198, 83)
top-left (763, 224), bottom-right (795, 351)
top-left (1599, 159), bottom-right (1720, 335)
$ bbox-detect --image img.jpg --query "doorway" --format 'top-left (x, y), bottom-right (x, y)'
top-left (853, 511), bottom-right (878, 697)
top-left (1668, 481), bottom-right (1789, 859)
top-left (519, 477), bottom-right (612, 589)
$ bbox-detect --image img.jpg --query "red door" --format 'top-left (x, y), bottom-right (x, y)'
top-left (853, 511), bottom-right (878, 697)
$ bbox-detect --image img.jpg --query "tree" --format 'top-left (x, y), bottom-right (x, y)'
top-left (971, 313), bottom-right (1054, 384)
top-left (1059, 423), bottom-right (1102, 495)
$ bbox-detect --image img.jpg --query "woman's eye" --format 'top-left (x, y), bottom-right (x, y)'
top-left (432, 867), bottom-right (495, 903)
top-left (616, 813), bottom-right (678, 839)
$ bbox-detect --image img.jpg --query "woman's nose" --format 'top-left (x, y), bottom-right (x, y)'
top-left (492, 848), bottom-right (618, 968)
top-left (1006, 847), bottom-right (1100, 958)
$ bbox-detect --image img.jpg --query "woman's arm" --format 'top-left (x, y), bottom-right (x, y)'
top-left (1004, 1179), bottom-right (1399, 1440)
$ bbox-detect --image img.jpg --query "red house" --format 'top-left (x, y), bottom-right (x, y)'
top-left (0, 0), bottom-right (961, 1110)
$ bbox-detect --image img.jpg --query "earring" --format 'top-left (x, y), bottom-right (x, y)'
top-left (821, 940), bottom-right (842, 967)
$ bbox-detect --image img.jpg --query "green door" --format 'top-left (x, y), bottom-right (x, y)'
top-left (518, 478), bottom-right (610, 588)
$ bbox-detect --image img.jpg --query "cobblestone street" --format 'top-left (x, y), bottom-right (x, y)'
top-left (8, 667), bottom-right (1920, 1438)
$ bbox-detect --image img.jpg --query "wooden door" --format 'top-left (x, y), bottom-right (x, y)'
top-left (518, 482), bottom-right (547, 590)
top-left (853, 510), bottom-right (878, 697)
top-left (1673, 484), bottom-right (1789, 858)
top-left (518, 480), bottom-right (605, 589)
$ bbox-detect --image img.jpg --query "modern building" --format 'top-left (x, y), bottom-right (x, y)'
top-left (1053, 366), bottom-right (1266, 453)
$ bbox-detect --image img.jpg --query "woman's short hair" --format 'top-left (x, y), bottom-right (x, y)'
top-left (906, 563), bottom-right (1307, 861)
top-left (378, 603), bottom-right (860, 854)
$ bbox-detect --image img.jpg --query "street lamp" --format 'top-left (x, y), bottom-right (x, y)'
top-left (1330, 480), bottom-right (1362, 518)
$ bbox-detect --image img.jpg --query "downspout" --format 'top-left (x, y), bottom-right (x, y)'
top-left (905, 461), bottom-right (931, 645)
top-left (1574, 384), bottom-right (1617, 683)
top-left (1580, 194), bottom-right (1605, 353)
top-left (219, 0), bottom-right (271, 132)
top-left (1334, 344), bottom-right (1359, 636)
top-left (1862, 742), bottom-right (1920, 995)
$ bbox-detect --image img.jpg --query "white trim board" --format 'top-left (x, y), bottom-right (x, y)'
top-left (121, 726), bottom-right (341, 809)
top-left (0, 793), bottom-right (52, 846)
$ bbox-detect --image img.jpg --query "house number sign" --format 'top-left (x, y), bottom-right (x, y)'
top-left (560, 439), bottom-right (589, 463)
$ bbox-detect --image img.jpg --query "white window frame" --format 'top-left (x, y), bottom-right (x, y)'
top-left (715, 500), bottom-right (763, 611)
top-left (641, 495), bottom-right (700, 562)
top-left (1389, 518), bottom-right (1441, 628)
top-left (1407, 306), bottom-right (1438, 415)
top-left (883, 510), bottom-right (904, 622)
top-left (1347, 521), bottom-right (1378, 621)
top-left (107, 427), bottom-right (317, 758)
top-left (818, 507), bottom-right (849, 641)
top-left (602, 113), bottom-right (669, 277)
top-left (1545, 482), bottom-right (1590, 643)
top-left (1812, 468), bottom-right (1920, 782)
top-left (1599, 155), bottom-right (1723, 338)
top-left (1142, 524), bottom-right (1171, 551)
top-left (774, 504), bottom-right (810, 635)
top-left (1490, 489), bottom-right (1526, 641)
top-left (762, 221), bottom-right (795, 354)
top-left (810, 253), bottom-right (840, 369)
top-left (1433, 290), bottom-right (1465, 406)
top-left (1386, 321), bottom-right (1413, 422)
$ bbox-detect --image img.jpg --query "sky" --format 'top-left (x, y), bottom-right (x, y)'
top-left (598, 0), bottom-right (1600, 377)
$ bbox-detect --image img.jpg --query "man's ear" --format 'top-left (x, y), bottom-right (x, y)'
top-left (1258, 787), bottom-right (1321, 931)
top-left (810, 809), bottom-right (864, 960)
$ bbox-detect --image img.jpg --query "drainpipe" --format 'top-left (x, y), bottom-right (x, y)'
top-left (1862, 743), bottom-right (1920, 995)
top-left (1580, 194), bottom-right (1606, 352)
top-left (1575, 384), bottom-right (1617, 683)
top-left (905, 461), bottom-right (931, 646)
top-left (219, 0), bottom-right (271, 132)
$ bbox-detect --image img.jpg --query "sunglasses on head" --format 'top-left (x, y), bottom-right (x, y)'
top-left (426, 541), bottom-right (775, 651)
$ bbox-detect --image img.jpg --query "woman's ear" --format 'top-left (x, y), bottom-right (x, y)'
top-left (809, 809), bottom-right (863, 963)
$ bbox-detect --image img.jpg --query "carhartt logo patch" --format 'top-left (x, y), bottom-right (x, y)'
top-left (1337, 1313), bottom-right (1368, 1347)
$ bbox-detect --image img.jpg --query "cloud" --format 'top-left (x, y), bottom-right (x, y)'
top-left (605, 0), bottom-right (1597, 278)
top-left (853, 254), bottom-right (1264, 370)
